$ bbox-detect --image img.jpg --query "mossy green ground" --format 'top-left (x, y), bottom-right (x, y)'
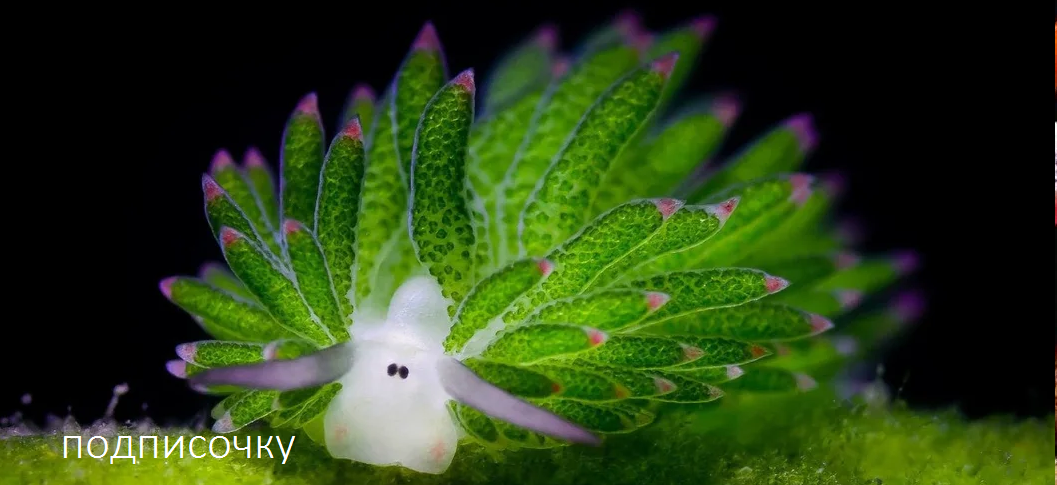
top-left (3, 387), bottom-right (1052, 485)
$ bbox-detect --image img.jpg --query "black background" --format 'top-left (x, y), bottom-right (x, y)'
top-left (3, 4), bottom-right (1045, 426)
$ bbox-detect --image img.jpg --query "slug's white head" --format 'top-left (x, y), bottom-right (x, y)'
top-left (324, 275), bottom-right (458, 474)
top-left (188, 275), bottom-right (599, 475)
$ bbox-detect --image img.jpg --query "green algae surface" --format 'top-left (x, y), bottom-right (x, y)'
top-left (2, 388), bottom-right (1052, 485)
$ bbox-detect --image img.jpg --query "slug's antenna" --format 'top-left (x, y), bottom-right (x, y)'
top-left (188, 342), bottom-right (354, 392)
top-left (436, 357), bottom-right (601, 446)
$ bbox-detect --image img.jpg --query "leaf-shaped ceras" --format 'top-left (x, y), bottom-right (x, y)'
top-left (410, 69), bottom-right (478, 312)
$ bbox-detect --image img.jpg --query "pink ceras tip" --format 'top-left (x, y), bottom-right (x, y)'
top-left (711, 95), bottom-right (741, 127)
top-left (784, 113), bottom-right (818, 153)
top-left (653, 198), bottom-right (683, 220)
top-left (711, 197), bottom-right (739, 223)
top-left (283, 219), bottom-right (303, 235)
top-left (534, 24), bottom-right (559, 51)
top-left (892, 250), bottom-right (920, 274)
top-left (342, 118), bottom-right (363, 140)
top-left (765, 275), bottom-right (790, 293)
top-left (892, 290), bottom-right (926, 322)
top-left (809, 314), bottom-right (834, 334)
top-left (295, 93), bottom-right (319, 115)
top-left (220, 227), bottom-right (241, 247)
top-left (202, 175), bottom-right (224, 202)
top-left (175, 343), bottom-right (196, 361)
top-left (453, 69), bottom-right (475, 93)
top-left (351, 84), bottom-right (375, 101)
top-left (650, 53), bottom-right (680, 79)
top-left (690, 15), bottom-right (717, 39)
top-left (159, 277), bottom-right (176, 299)
top-left (209, 150), bottom-right (235, 174)
top-left (645, 292), bottom-right (670, 311)
top-left (586, 328), bottom-right (608, 346)
top-left (243, 147), bottom-right (266, 168)
top-left (413, 22), bottom-right (441, 51)
top-left (536, 259), bottom-right (555, 276)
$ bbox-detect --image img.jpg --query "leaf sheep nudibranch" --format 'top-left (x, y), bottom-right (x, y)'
top-left (159, 12), bottom-right (919, 476)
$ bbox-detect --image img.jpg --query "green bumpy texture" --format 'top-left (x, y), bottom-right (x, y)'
top-left (519, 58), bottom-right (670, 256)
top-left (158, 14), bottom-right (925, 461)
top-left (409, 71), bottom-right (477, 310)
top-left (497, 44), bottom-right (639, 262)
top-left (315, 121), bottom-right (366, 322)
top-left (281, 97), bottom-right (326, 230)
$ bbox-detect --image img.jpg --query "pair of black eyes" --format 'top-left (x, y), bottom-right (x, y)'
top-left (386, 363), bottom-right (409, 379)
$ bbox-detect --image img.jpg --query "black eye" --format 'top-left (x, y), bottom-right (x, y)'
top-left (387, 363), bottom-right (397, 376)
top-left (398, 366), bottom-right (409, 379)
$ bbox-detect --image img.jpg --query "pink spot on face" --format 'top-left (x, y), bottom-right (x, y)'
top-left (834, 251), bottom-right (861, 270)
top-left (645, 292), bottom-right (670, 311)
top-left (175, 343), bottom-right (196, 362)
top-left (653, 377), bottom-right (675, 393)
top-left (652, 198), bottom-right (683, 220)
top-left (614, 385), bottom-right (630, 399)
top-left (295, 93), bottom-right (319, 115)
top-left (788, 173), bottom-right (814, 206)
top-left (159, 277), bottom-right (176, 299)
top-left (203, 175), bottom-right (224, 202)
top-left (774, 343), bottom-right (791, 356)
top-left (429, 440), bottom-right (447, 463)
top-left (836, 290), bottom-right (864, 310)
top-left (333, 425), bottom-right (348, 442)
top-left (764, 275), bottom-right (789, 294)
top-left (725, 365), bottom-right (744, 380)
top-left (586, 328), bottom-right (608, 347)
top-left (220, 227), bottom-right (241, 247)
top-left (243, 147), bottom-right (266, 168)
top-left (650, 53), bottom-right (680, 79)
top-left (209, 150), bottom-right (235, 174)
top-left (342, 118), bottom-right (363, 140)
top-left (690, 15), bottom-right (717, 39)
top-left (537, 259), bottom-right (555, 277)
top-left (165, 360), bottom-right (187, 378)
top-left (682, 344), bottom-right (704, 361)
top-left (749, 345), bottom-right (769, 359)
top-left (892, 250), bottom-right (920, 275)
top-left (795, 373), bottom-right (818, 391)
top-left (551, 57), bottom-right (571, 77)
top-left (784, 113), bottom-right (818, 153)
top-left (534, 24), bottom-right (559, 51)
top-left (551, 382), bottom-right (563, 394)
top-left (283, 219), bottom-right (303, 235)
top-left (351, 84), bottom-right (375, 102)
top-left (708, 386), bottom-right (724, 398)
top-left (711, 197), bottom-right (739, 223)
top-left (711, 95), bottom-right (741, 127)
top-left (453, 69), bottom-right (475, 94)
top-left (809, 314), bottom-right (834, 334)
top-left (413, 22), bottom-right (441, 51)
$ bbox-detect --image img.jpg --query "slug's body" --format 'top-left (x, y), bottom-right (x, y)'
top-left (325, 276), bottom-right (459, 473)
top-left (162, 13), bottom-right (916, 478)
